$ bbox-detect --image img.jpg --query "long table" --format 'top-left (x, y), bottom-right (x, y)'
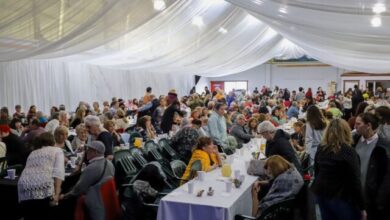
top-left (157, 147), bottom-right (260, 220)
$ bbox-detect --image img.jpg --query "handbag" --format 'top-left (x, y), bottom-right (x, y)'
top-left (246, 159), bottom-right (268, 179)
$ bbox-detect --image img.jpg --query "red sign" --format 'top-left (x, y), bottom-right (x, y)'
top-left (210, 81), bottom-right (224, 92)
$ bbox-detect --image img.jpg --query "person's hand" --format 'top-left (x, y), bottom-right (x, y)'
top-left (212, 145), bottom-right (219, 154)
top-left (59, 194), bottom-right (65, 200)
top-left (361, 210), bottom-right (367, 220)
top-left (50, 194), bottom-right (60, 206)
top-left (251, 182), bottom-right (261, 199)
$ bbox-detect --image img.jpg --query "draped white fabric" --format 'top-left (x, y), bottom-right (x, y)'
top-left (0, 0), bottom-right (177, 61)
top-left (0, 60), bottom-right (193, 113)
top-left (60, 0), bottom-right (305, 77)
top-left (227, 0), bottom-right (390, 73)
top-left (0, 0), bottom-right (306, 76)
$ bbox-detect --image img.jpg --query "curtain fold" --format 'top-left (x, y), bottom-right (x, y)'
top-left (227, 0), bottom-right (390, 73)
top-left (0, 60), bottom-right (193, 113)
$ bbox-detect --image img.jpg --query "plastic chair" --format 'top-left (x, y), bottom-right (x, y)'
top-left (129, 147), bottom-right (148, 169)
top-left (170, 160), bottom-right (187, 179)
top-left (158, 138), bottom-right (180, 160)
top-left (188, 159), bottom-right (202, 181)
top-left (114, 150), bottom-right (139, 186)
top-left (0, 157), bottom-right (7, 173)
top-left (75, 178), bottom-right (122, 220)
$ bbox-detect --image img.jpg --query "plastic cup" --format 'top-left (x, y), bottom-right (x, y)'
top-left (234, 170), bottom-right (241, 178)
top-left (188, 181), bottom-right (194, 194)
top-left (7, 169), bottom-right (16, 180)
top-left (197, 171), bottom-right (205, 181)
top-left (239, 174), bottom-right (245, 183)
top-left (225, 181), bottom-right (232, 193)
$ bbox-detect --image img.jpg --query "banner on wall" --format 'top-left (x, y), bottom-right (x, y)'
top-left (210, 81), bottom-right (224, 92)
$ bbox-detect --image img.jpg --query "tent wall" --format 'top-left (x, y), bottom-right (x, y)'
top-left (0, 60), bottom-right (193, 114)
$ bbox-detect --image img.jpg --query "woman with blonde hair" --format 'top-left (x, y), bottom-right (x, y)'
top-left (114, 108), bottom-right (129, 131)
top-left (311, 119), bottom-right (366, 220)
top-left (71, 123), bottom-right (88, 152)
top-left (70, 108), bottom-right (85, 129)
top-left (251, 155), bottom-right (303, 217)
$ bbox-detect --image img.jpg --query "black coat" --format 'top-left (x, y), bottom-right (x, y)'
top-left (160, 104), bottom-right (181, 134)
top-left (266, 129), bottom-right (302, 172)
top-left (352, 134), bottom-right (390, 220)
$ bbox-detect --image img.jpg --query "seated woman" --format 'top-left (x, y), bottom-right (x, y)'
top-left (181, 137), bottom-right (222, 184)
top-left (114, 109), bottom-right (129, 132)
top-left (70, 108), bottom-right (85, 129)
top-left (246, 117), bottom-right (259, 136)
top-left (103, 120), bottom-right (124, 147)
top-left (251, 155), bottom-right (303, 217)
top-left (18, 132), bottom-right (65, 220)
top-left (71, 123), bottom-right (88, 152)
top-left (271, 106), bottom-right (287, 126)
top-left (54, 126), bottom-right (73, 160)
top-left (136, 116), bottom-right (156, 141)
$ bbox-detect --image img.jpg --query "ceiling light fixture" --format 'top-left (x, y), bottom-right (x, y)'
top-left (279, 7), bottom-right (288, 14)
top-left (373, 3), bottom-right (386, 14)
top-left (153, 0), bottom-right (166, 11)
top-left (371, 15), bottom-right (382, 27)
top-left (192, 16), bottom-right (204, 27)
top-left (218, 27), bottom-right (228, 34)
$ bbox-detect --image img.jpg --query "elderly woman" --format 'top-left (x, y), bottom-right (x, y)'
top-left (54, 126), bottom-right (73, 159)
top-left (71, 123), bottom-right (88, 152)
top-left (18, 132), bottom-right (64, 220)
top-left (114, 108), bottom-right (129, 132)
top-left (181, 137), bottom-right (222, 184)
top-left (103, 120), bottom-right (124, 147)
top-left (251, 155), bottom-right (303, 217)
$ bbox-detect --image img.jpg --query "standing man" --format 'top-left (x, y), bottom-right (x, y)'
top-left (353, 113), bottom-right (390, 220)
top-left (84, 115), bottom-right (114, 160)
top-left (207, 103), bottom-right (228, 149)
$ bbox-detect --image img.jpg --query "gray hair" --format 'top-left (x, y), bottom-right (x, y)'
top-left (235, 114), bottom-right (245, 123)
top-left (84, 115), bottom-right (101, 126)
top-left (257, 121), bottom-right (276, 134)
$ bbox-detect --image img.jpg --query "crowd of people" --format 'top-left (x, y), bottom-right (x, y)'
top-left (0, 84), bottom-right (390, 220)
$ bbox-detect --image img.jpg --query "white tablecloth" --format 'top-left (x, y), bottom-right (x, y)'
top-left (157, 149), bottom-right (259, 220)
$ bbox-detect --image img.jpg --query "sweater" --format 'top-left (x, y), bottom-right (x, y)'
top-left (18, 146), bottom-right (65, 202)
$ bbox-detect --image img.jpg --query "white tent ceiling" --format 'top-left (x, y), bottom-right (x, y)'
top-left (0, 0), bottom-right (305, 77)
top-left (1, 0), bottom-right (390, 76)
